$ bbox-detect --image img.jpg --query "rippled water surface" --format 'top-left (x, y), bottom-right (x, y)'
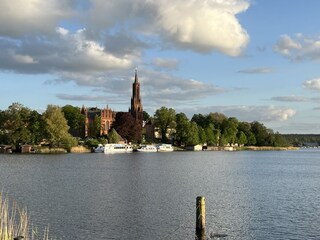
top-left (1, 150), bottom-right (320, 239)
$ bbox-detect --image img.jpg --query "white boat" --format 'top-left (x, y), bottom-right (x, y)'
top-left (94, 144), bottom-right (104, 153)
top-left (137, 145), bottom-right (158, 152)
top-left (157, 144), bottom-right (174, 152)
top-left (104, 144), bottom-right (133, 153)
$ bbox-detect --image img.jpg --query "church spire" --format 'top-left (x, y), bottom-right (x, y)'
top-left (130, 69), bottom-right (143, 125)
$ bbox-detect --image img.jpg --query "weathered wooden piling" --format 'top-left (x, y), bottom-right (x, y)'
top-left (196, 196), bottom-right (205, 235)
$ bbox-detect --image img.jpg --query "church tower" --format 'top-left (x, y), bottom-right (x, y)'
top-left (130, 69), bottom-right (143, 125)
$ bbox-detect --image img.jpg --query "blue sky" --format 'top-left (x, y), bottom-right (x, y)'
top-left (1, 0), bottom-right (320, 134)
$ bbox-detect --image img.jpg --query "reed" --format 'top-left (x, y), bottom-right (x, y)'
top-left (0, 193), bottom-right (50, 240)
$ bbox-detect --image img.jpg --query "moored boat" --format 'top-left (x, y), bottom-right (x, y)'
top-left (104, 144), bottom-right (133, 153)
top-left (157, 144), bottom-right (174, 152)
top-left (137, 145), bottom-right (158, 152)
top-left (94, 144), bottom-right (105, 153)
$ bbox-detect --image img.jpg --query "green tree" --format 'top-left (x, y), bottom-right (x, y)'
top-left (175, 113), bottom-right (190, 146)
top-left (143, 111), bottom-right (151, 122)
top-left (0, 103), bottom-right (32, 148)
top-left (62, 105), bottom-right (85, 138)
top-left (205, 124), bottom-right (219, 146)
top-left (28, 110), bottom-right (45, 145)
top-left (251, 121), bottom-right (270, 146)
top-left (185, 122), bottom-right (199, 145)
top-left (221, 117), bottom-right (239, 145)
top-left (191, 114), bottom-right (208, 128)
top-left (43, 105), bottom-right (76, 149)
top-left (107, 128), bottom-right (120, 143)
top-left (237, 131), bottom-right (248, 146)
top-left (207, 112), bottom-right (227, 129)
top-left (198, 126), bottom-right (207, 144)
top-left (154, 106), bottom-right (176, 143)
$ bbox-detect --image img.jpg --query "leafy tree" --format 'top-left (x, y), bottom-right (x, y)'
top-left (185, 121), bottom-right (199, 145)
top-left (221, 117), bottom-right (239, 145)
top-left (205, 124), bottom-right (218, 146)
top-left (191, 114), bottom-right (208, 128)
top-left (28, 110), bottom-right (46, 145)
top-left (43, 105), bottom-right (76, 149)
top-left (237, 131), bottom-right (248, 146)
top-left (154, 106), bottom-right (176, 143)
top-left (112, 112), bottom-right (142, 143)
top-left (207, 112), bottom-right (227, 129)
top-left (175, 113), bottom-right (190, 146)
top-left (108, 128), bottom-right (120, 143)
top-left (198, 126), bottom-right (207, 144)
top-left (247, 132), bottom-right (257, 146)
top-left (251, 121), bottom-right (270, 146)
top-left (0, 103), bottom-right (32, 148)
top-left (62, 105), bottom-right (85, 138)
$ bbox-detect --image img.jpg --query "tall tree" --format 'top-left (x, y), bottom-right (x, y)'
top-left (43, 105), bottom-right (76, 149)
top-left (62, 105), bottom-right (85, 138)
top-left (175, 113), bottom-right (190, 146)
top-left (154, 106), bottom-right (176, 143)
top-left (112, 112), bottom-right (142, 143)
top-left (1, 103), bottom-right (32, 147)
top-left (185, 122), bottom-right (199, 145)
top-left (107, 128), bottom-right (120, 143)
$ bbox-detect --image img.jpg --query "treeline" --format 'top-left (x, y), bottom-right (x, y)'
top-left (282, 134), bottom-right (320, 147)
top-left (0, 103), bottom-right (290, 151)
top-left (153, 106), bottom-right (289, 147)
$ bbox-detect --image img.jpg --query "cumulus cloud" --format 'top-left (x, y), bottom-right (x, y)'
top-left (86, 0), bottom-right (250, 55)
top-left (274, 34), bottom-right (320, 61)
top-left (303, 78), bottom-right (320, 91)
top-left (0, 0), bottom-right (74, 37)
top-left (0, 27), bottom-right (135, 74)
top-left (238, 67), bottom-right (272, 74)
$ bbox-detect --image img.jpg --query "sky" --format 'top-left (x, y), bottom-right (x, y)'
top-left (1, 0), bottom-right (320, 134)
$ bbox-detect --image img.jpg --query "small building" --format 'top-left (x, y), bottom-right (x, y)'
top-left (21, 145), bottom-right (33, 153)
top-left (186, 144), bottom-right (203, 151)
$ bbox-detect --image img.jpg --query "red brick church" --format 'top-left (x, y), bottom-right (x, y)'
top-left (81, 70), bottom-right (143, 137)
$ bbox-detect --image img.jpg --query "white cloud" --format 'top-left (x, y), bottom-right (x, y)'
top-left (86, 0), bottom-right (250, 55)
top-left (274, 34), bottom-right (320, 61)
top-left (0, 0), bottom-right (74, 37)
top-left (303, 78), bottom-right (320, 91)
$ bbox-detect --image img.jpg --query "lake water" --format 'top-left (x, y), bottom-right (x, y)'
top-left (1, 150), bottom-right (320, 239)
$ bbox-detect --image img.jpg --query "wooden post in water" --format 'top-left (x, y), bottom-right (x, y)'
top-left (196, 196), bottom-right (205, 235)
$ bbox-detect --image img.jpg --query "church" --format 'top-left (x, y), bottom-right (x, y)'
top-left (81, 70), bottom-right (143, 137)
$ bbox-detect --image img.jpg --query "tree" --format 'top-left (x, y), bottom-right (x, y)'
top-left (0, 103), bottom-right (32, 148)
top-left (237, 131), bottom-right (247, 146)
top-left (112, 112), bottom-right (142, 143)
top-left (28, 110), bottom-right (46, 145)
top-left (198, 126), bottom-right (207, 144)
top-left (154, 106), bottom-right (176, 143)
top-left (107, 128), bottom-right (120, 143)
top-left (62, 105), bottom-right (85, 138)
top-left (251, 121), bottom-right (270, 146)
top-left (205, 124), bottom-right (218, 146)
top-left (207, 112), bottom-right (227, 129)
top-left (175, 113), bottom-right (190, 146)
top-left (191, 114), bottom-right (208, 128)
top-left (221, 117), bottom-right (239, 145)
top-left (185, 122), bottom-right (199, 145)
top-left (43, 105), bottom-right (76, 149)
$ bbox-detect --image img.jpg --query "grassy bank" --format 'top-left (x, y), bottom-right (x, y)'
top-left (236, 146), bottom-right (299, 151)
top-left (0, 193), bottom-right (50, 240)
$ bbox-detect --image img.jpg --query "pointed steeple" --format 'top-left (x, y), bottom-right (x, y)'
top-left (134, 68), bottom-right (139, 83)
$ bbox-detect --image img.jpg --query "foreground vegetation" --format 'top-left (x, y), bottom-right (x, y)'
top-left (0, 193), bottom-right (49, 240)
top-left (0, 103), bottom-right (293, 151)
